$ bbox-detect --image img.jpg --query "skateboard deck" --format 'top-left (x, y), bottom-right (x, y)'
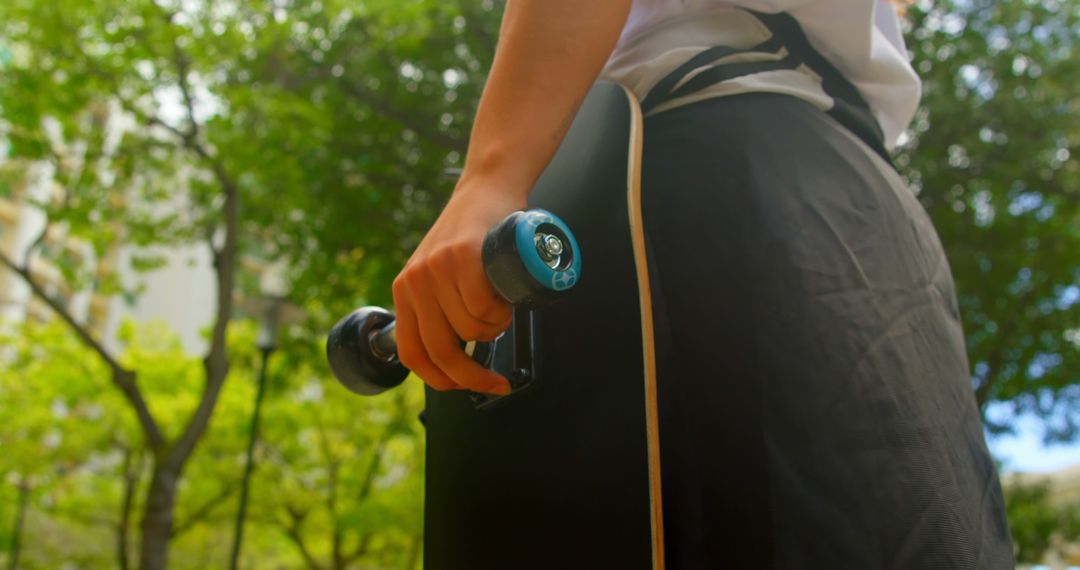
top-left (423, 81), bottom-right (664, 569)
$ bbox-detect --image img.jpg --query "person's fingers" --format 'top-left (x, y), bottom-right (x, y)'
top-left (411, 286), bottom-right (510, 395)
top-left (433, 284), bottom-right (508, 342)
top-left (392, 271), bottom-right (456, 392)
top-left (451, 280), bottom-right (509, 341)
top-left (452, 246), bottom-right (514, 330)
top-left (428, 252), bottom-right (509, 342)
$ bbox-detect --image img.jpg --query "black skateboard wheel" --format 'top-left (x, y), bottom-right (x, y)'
top-left (326, 307), bottom-right (409, 396)
top-left (481, 209), bottom-right (581, 308)
top-left (327, 307), bottom-right (498, 396)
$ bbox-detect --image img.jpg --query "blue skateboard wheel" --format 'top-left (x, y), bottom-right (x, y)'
top-left (482, 209), bottom-right (582, 307)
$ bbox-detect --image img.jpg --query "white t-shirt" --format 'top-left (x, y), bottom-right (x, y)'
top-left (599, 0), bottom-right (920, 150)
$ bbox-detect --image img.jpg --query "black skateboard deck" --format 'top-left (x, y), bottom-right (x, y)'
top-left (422, 81), bottom-right (664, 569)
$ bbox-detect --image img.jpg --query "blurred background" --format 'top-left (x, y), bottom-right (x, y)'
top-left (0, 0), bottom-right (1075, 568)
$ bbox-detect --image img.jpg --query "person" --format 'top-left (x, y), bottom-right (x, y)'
top-left (390, 0), bottom-right (1015, 566)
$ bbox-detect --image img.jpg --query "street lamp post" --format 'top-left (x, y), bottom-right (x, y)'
top-left (228, 295), bottom-right (284, 570)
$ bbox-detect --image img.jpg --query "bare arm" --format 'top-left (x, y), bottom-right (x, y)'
top-left (461, 0), bottom-right (633, 198)
top-left (392, 0), bottom-right (632, 394)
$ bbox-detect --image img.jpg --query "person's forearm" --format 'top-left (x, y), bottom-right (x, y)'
top-left (458, 0), bottom-right (631, 197)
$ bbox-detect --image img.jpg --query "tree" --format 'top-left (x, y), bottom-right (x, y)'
top-left (253, 363), bottom-right (426, 570)
top-left (0, 2), bottom-right (502, 566)
top-left (900, 0), bottom-right (1079, 442)
top-left (0, 1), bottom-right (254, 565)
top-left (0, 320), bottom-right (140, 569)
top-left (3, 0), bottom-right (1073, 566)
top-left (1003, 476), bottom-right (1080, 564)
top-left (229, 0), bottom-right (501, 311)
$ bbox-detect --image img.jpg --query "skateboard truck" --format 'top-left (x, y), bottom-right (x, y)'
top-left (465, 307), bottom-right (540, 410)
top-left (326, 209), bottom-right (580, 407)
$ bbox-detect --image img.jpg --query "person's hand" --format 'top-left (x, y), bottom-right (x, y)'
top-left (392, 176), bottom-right (526, 395)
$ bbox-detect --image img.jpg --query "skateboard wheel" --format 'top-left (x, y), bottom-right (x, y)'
top-left (326, 307), bottom-right (409, 396)
top-left (481, 209), bottom-right (581, 308)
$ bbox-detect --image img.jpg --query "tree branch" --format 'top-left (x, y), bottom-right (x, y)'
top-left (169, 44), bottom-right (200, 141)
top-left (149, 3), bottom-right (200, 140)
top-left (336, 78), bottom-right (467, 154)
top-left (275, 14), bottom-right (465, 153)
top-left (0, 249), bottom-right (165, 448)
top-left (344, 534), bottom-right (373, 565)
top-left (171, 483), bottom-right (236, 538)
top-left (118, 447), bottom-right (142, 570)
top-left (49, 509), bottom-right (115, 529)
top-left (974, 287), bottom-right (1039, 407)
top-left (280, 506), bottom-right (324, 570)
top-left (133, 18), bottom-right (242, 473)
top-left (23, 225), bottom-right (50, 264)
top-left (355, 433), bottom-right (388, 505)
top-left (312, 418), bottom-right (346, 570)
top-left (165, 165), bottom-right (237, 471)
top-left (355, 394), bottom-right (411, 504)
top-left (404, 531), bottom-right (422, 570)
top-left (341, 401), bottom-right (411, 565)
top-left (975, 337), bottom-right (1008, 408)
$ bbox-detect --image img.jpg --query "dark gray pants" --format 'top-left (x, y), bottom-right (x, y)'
top-left (642, 93), bottom-right (1014, 568)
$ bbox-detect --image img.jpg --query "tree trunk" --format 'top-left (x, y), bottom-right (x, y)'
top-left (6, 479), bottom-right (30, 570)
top-left (138, 465), bottom-right (179, 570)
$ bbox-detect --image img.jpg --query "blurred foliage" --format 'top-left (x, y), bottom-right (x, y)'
top-left (0, 0), bottom-right (1077, 567)
top-left (0, 321), bottom-right (131, 569)
top-left (0, 0), bottom-right (502, 314)
top-left (1003, 477), bottom-right (1080, 564)
top-left (0, 0), bottom-right (499, 567)
top-left (0, 319), bottom-right (425, 569)
top-left (900, 0), bottom-right (1079, 442)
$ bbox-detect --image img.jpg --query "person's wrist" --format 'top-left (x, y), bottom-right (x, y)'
top-left (457, 142), bottom-right (541, 203)
top-left (454, 166), bottom-right (532, 208)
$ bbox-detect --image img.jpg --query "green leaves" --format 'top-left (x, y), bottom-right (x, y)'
top-left (901, 0), bottom-right (1080, 442)
top-left (1003, 476), bottom-right (1080, 563)
top-left (0, 0), bottom-right (491, 566)
top-left (0, 320), bottom-right (137, 566)
top-left (4, 0), bottom-right (1073, 565)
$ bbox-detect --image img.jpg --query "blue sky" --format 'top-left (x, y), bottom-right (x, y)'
top-left (987, 414), bottom-right (1080, 474)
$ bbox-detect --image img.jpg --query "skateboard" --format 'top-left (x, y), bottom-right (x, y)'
top-left (327, 81), bottom-right (664, 569)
